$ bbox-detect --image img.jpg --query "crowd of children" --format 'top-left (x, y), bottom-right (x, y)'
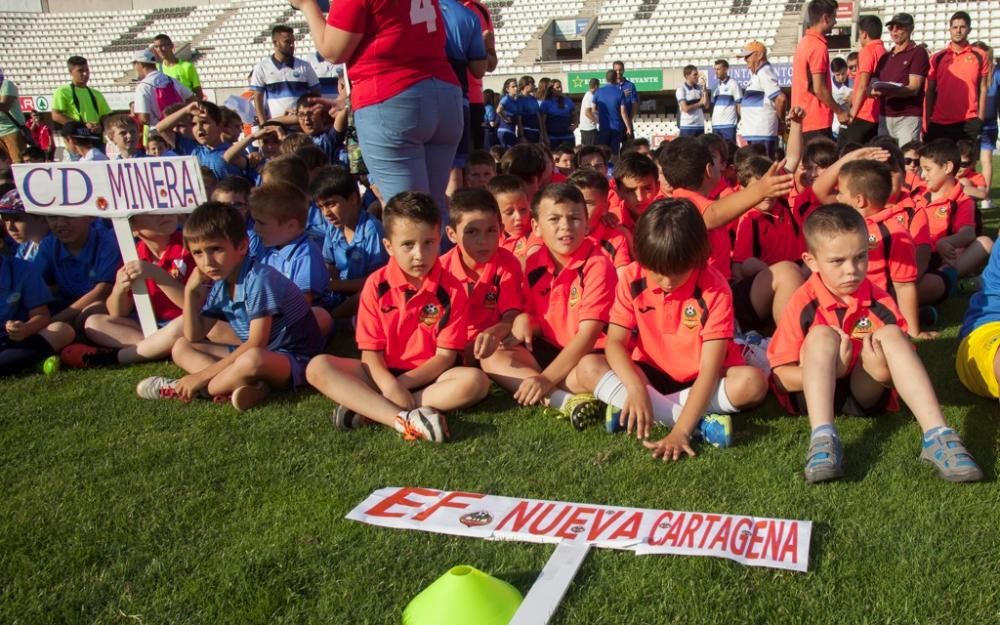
top-left (0, 94), bottom-right (997, 485)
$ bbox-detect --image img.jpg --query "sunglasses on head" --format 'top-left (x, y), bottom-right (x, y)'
top-left (903, 157), bottom-right (919, 165)
top-left (960, 161), bottom-right (973, 168)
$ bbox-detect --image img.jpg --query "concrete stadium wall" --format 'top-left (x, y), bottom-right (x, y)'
top-left (44, 0), bottom-right (231, 12)
top-left (5, 0), bottom-right (44, 12)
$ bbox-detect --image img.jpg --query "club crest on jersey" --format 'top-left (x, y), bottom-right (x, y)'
top-left (935, 205), bottom-right (949, 218)
top-left (867, 233), bottom-right (878, 249)
top-left (419, 303), bottom-right (441, 326)
top-left (459, 511), bottom-right (493, 527)
top-left (851, 316), bottom-right (874, 337)
top-left (484, 288), bottom-right (498, 308)
top-left (568, 285), bottom-right (580, 307)
top-left (682, 303), bottom-right (700, 330)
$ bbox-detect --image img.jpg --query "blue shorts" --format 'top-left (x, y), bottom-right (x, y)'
top-left (981, 126), bottom-right (998, 152)
top-left (224, 345), bottom-right (312, 389)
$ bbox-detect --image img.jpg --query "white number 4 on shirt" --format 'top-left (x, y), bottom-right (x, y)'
top-left (410, 0), bottom-right (437, 33)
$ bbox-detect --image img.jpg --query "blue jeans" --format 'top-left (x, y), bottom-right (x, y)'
top-left (354, 78), bottom-right (463, 226)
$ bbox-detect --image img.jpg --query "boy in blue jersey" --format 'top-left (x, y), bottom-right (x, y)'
top-left (311, 165), bottom-right (388, 317)
top-left (956, 240), bottom-right (1000, 400)
top-left (0, 253), bottom-right (74, 375)
top-left (0, 188), bottom-right (49, 262)
top-left (137, 202), bottom-right (324, 411)
top-left (155, 101), bottom-right (247, 181)
top-left (593, 70), bottom-right (630, 154)
top-left (250, 182), bottom-right (333, 337)
top-left (295, 94), bottom-right (346, 165)
top-left (34, 216), bottom-right (119, 330)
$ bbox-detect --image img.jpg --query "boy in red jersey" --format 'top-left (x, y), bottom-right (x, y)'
top-left (439, 188), bottom-right (524, 365)
top-left (568, 168), bottom-right (633, 276)
top-left (582, 199), bottom-right (768, 461)
top-left (768, 204), bottom-right (982, 483)
top-left (306, 193), bottom-right (490, 443)
top-left (480, 183), bottom-right (616, 429)
top-left (487, 174), bottom-right (534, 262)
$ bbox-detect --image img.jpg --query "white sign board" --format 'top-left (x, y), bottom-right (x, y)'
top-left (12, 157), bottom-right (206, 336)
top-left (347, 487), bottom-right (812, 573)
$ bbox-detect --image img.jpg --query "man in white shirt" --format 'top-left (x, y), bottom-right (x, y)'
top-left (711, 59), bottom-right (742, 143)
top-left (676, 65), bottom-right (709, 137)
top-left (132, 49), bottom-right (194, 130)
top-left (250, 25), bottom-right (320, 123)
top-left (739, 41), bottom-right (787, 158)
top-left (578, 78), bottom-right (598, 146)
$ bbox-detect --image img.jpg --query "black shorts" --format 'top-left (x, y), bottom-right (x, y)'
top-left (636, 361), bottom-right (690, 395)
top-left (786, 378), bottom-right (892, 417)
top-left (731, 276), bottom-right (774, 335)
top-left (531, 338), bottom-right (603, 370)
top-left (837, 119), bottom-right (878, 148)
top-left (469, 102), bottom-right (486, 150)
top-left (925, 118), bottom-right (984, 150)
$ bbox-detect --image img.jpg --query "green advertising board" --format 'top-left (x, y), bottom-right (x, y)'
top-left (566, 69), bottom-right (663, 94)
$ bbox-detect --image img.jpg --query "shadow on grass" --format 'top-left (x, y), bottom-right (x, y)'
top-left (961, 398), bottom-right (999, 480)
top-left (805, 520), bottom-right (832, 574)
top-left (842, 414), bottom-right (909, 482)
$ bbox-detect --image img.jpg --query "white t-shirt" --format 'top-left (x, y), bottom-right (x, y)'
top-left (741, 63), bottom-right (783, 140)
top-left (676, 82), bottom-right (705, 130)
top-left (578, 90), bottom-right (596, 131)
top-left (711, 76), bottom-right (743, 129)
top-left (831, 78), bottom-right (852, 136)
top-left (81, 146), bottom-right (109, 161)
top-left (250, 55), bottom-right (321, 118)
top-left (133, 71), bottom-right (194, 127)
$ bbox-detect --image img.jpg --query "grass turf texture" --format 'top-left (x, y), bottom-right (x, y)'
top-left (2, 166), bottom-right (1000, 625)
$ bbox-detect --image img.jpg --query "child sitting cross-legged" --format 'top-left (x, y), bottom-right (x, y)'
top-left (439, 187), bottom-right (524, 366)
top-left (579, 199), bottom-right (768, 459)
top-left (1, 252), bottom-right (74, 376)
top-left (768, 204), bottom-right (983, 483)
top-left (61, 213), bottom-right (196, 368)
top-left (305, 192), bottom-right (491, 443)
top-left (480, 183), bottom-right (617, 430)
top-left (136, 202), bottom-right (325, 411)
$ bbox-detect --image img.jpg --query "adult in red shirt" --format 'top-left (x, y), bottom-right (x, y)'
top-left (925, 11), bottom-right (989, 148)
top-left (838, 15), bottom-right (885, 148)
top-left (291, 0), bottom-right (463, 222)
top-left (872, 13), bottom-right (929, 145)
top-left (792, 0), bottom-right (848, 143)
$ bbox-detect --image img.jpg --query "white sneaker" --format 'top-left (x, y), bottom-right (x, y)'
top-left (739, 337), bottom-right (772, 376)
top-left (395, 407), bottom-right (449, 443)
top-left (136, 376), bottom-right (180, 400)
top-left (231, 382), bottom-right (270, 411)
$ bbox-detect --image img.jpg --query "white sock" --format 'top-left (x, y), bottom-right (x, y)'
top-left (548, 389), bottom-right (571, 410)
top-left (705, 379), bottom-right (738, 414)
top-left (594, 370), bottom-right (685, 427)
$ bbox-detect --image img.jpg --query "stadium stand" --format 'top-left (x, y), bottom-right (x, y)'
top-left (0, 0), bottom-right (998, 136)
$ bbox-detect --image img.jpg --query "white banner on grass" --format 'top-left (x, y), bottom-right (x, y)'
top-left (12, 156), bottom-right (206, 217)
top-left (346, 487), bottom-right (812, 572)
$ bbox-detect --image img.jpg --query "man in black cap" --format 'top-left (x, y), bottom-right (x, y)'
top-left (60, 121), bottom-right (107, 161)
top-left (872, 12), bottom-right (929, 144)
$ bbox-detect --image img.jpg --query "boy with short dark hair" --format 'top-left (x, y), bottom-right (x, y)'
top-left (137, 202), bottom-right (324, 411)
top-left (466, 150), bottom-right (496, 188)
top-left (581, 199), bottom-right (769, 458)
top-left (499, 144), bottom-right (548, 199)
top-left (567, 168), bottom-right (632, 275)
top-left (480, 183), bottom-right (616, 429)
top-left (610, 153), bottom-right (661, 230)
top-left (155, 101), bottom-right (246, 181)
top-left (60, 122), bottom-right (107, 161)
top-left (487, 174), bottom-right (533, 261)
top-left (144, 134), bottom-right (174, 157)
top-left (311, 165), bottom-right (388, 317)
top-left (260, 154), bottom-right (328, 244)
top-left (440, 187), bottom-right (524, 365)
top-left (211, 176), bottom-right (256, 254)
top-left (295, 94), bottom-right (346, 165)
top-left (573, 145), bottom-right (609, 175)
top-left (306, 192), bottom-right (491, 443)
top-left (768, 204), bottom-right (982, 483)
top-left (916, 139), bottom-right (993, 304)
top-left (955, 139), bottom-right (988, 200)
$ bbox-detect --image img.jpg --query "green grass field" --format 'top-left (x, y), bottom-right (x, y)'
top-left (2, 163), bottom-right (999, 625)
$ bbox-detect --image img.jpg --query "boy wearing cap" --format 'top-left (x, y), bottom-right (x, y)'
top-left (0, 188), bottom-right (49, 262)
top-left (872, 13), bottom-right (929, 146)
top-left (740, 41), bottom-right (786, 159)
top-left (61, 122), bottom-right (108, 161)
top-left (132, 49), bottom-right (193, 131)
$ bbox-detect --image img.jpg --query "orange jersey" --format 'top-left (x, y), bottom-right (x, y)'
top-left (356, 258), bottom-right (469, 370)
top-left (500, 232), bottom-right (543, 261)
top-left (863, 207), bottom-right (918, 292)
top-left (791, 187), bottom-right (822, 246)
top-left (588, 221), bottom-right (633, 269)
top-left (855, 39), bottom-right (886, 123)
top-left (958, 168), bottom-right (987, 189)
top-left (732, 200), bottom-right (803, 266)
top-left (792, 29), bottom-right (834, 133)
top-left (886, 196), bottom-right (932, 248)
top-left (920, 184), bottom-right (976, 250)
top-left (523, 238), bottom-right (616, 348)
top-left (610, 263), bottom-right (743, 383)
top-left (671, 186), bottom-right (732, 280)
top-left (903, 171), bottom-right (928, 201)
top-left (928, 44), bottom-right (989, 125)
top-left (440, 246), bottom-right (524, 342)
